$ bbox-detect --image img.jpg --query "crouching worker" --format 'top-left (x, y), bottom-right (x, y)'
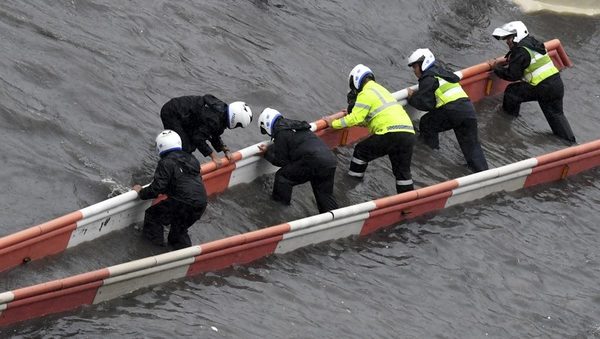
top-left (257, 108), bottom-right (338, 214)
top-left (160, 95), bottom-right (253, 167)
top-left (133, 130), bottom-right (207, 250)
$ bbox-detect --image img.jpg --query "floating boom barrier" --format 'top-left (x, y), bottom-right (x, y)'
top-left (0, 41), bottom-right (585, 326)
top-left (1, 137), bottom-right (599, 326)
top-left (0, 40), bottom-right (572, 274)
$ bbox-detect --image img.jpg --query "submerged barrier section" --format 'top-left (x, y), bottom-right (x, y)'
top-left (1, 139), bottom-right (598, 326)
top-left (0, 39), bottom-right (572, 274)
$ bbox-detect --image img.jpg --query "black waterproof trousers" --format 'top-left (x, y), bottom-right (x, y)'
top-left (348, 132), bottom-right (415, 194)
top-left (502, 73), bottom-right (576, 143)
top-left (419, 112), bottom-right (489, 173)
top-left (142, 198), bottom-right (206, 250)
top-left (160, 103), bottom-right (195, 153)
top-left (273, 160), bottom-right (338, 213)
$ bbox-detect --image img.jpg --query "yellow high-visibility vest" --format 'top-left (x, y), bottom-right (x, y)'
top-left (522, 46), bottom-right (559, 86)
top-left (332, 81), bottom-right (414, 135)
top-left (434, 76), bottom-right (469, 108)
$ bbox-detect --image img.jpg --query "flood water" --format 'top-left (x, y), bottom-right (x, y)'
top-left (1, 0), bottom-right (599, 337)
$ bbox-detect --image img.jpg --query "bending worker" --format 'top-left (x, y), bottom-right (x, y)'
top-left (160, 94), bottom-right (253, 167)
top-left (133, 130), bottom-right (207, 250)
top-left (490, 21), bottom-right (576, 143)
top-left (323, 64), bottom-right (415, 194)
top-left (258, 108), bottom-right (338, 213)
top-left (407, 48), bottom-right (489, 173)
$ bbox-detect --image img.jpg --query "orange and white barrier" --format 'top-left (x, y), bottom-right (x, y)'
top-left (0, 39), bottom-right (572, 273)
top-left (1, 138), bottom-right (598, 326)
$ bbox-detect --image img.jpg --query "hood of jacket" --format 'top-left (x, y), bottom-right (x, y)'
top-left (516, 35), bottom-right (547, 55)
top-left (272, 117), bottom-right (311, 137)
top-left (421, 64), bottom-right (460, 83)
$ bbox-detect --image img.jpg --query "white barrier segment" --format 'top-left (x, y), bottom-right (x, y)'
top-left (331, 201), bottom-right (377, 220)
top-left (228, 155), bottom-right (279, 187)
top-left (391, 85), bottom-right (418, 102)
top-left (155, 246), bottom-right (202, 265)
top-left (287, 213), bottom-right (335, 232)
top-left (310, 122), bottom-right (318, 132)
top-left (496, 158), bottom-right (538, 177)
top-left (237, 141), bottom-right (270, 160)
top-left (109, 257), bottom-right (158, 277)
top-left (454, 158), bottom-right (537, 188)
top-left (446, 168), bottom-right (533, 207)
top-left (275, 213), bottom-right (369, 254)
top-left (79, 190), bottom-right (139, 219)
top-left (0, 291), bottom-right (14, 305)
top-left (93, 256), bottom-right (194, 304)
top-left (107, 246), bottom-right (202, 277)
top-left (68, 200), bottom-right (151, 248)
top-left (77, 199), bottom-right (146, 228)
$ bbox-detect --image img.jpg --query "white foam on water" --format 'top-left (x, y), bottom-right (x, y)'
top-left (513, 0), bottom-right (600, 15)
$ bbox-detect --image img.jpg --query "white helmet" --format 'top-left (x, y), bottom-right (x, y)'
top-left (227, 101), bottom-right (253, 129)
top-left (492, 21), bottom-right (528, 43)
top-left (155, 129), bottom-right (182, 156)
top-left (407, 48), bottom-right (435, 71)
top-left (348, 64), bottom-right (374, 90)
top-left (258, 108), bottom-right (282, 136)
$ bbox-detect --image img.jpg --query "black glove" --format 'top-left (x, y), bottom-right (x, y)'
top-left (347, 89), bottom-right (358, 113)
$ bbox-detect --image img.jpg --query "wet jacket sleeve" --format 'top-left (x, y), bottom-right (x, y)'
top-left (209, 135), bottom-right (225, 153)
top-left (407, 76), bottom-right (438, 111)
top-left (493, 47), bottom-right (530, 81)
top-left (331, 90), bottom-right (371, 129)
top-left (191, 130), bottom-right (214, 157)
top-left (263, 132), bottom-right (291, 167)
top-left (139, 160), bottom-right (172, 200)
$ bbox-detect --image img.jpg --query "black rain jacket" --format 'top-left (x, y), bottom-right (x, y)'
top-left (264, 117), bottom-right (336, 169)
top-left (161, 95), bottom-right (228, 156)
top-left (139, 150), bottom-right (207, 206)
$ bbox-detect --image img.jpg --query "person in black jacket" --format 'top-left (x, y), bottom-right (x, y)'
top-left (257, 108), bottom-right (338, 213)
top-left (406, 48), bottom-right (489, 173)
top-left (133, 130), bottom-right (207, 250)
top-left (160, 95), bottom-right (253, 167)
top-left (490, 21), bottom-right (576, 143)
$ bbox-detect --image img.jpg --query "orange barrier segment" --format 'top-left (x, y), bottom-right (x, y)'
top-left (188, 235), bottom-right (284, 275)
top-left (525, 148), bottom-right (600, 187)
top-left (0, 211), bottom-right (82, 249)
top-left (198, 223), bottom-right (290, 255)
top-left (361, 190), bottom-right (454, 236)
top-left (536, 140), bottom-right (600, 166)
top-left (0, 280), bottom-right (104, 327)
top-left (0, 223), bottom-right (76, 270)
top-left (11, 269), bottom-right (109, 300)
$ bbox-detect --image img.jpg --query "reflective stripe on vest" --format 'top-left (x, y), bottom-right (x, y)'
top-left (434, 77), bottom-right (468, 108)
top-left (354, 81), bottom-right (414, 135)
top-left (366, 87), bottom-right (402, 121)
top-left (522, 46), bottom-right (559, 86)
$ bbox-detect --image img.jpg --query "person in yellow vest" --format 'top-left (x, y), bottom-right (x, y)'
top-left (490, 21), bottom-right (576, 143)
top-left (323, 64), bottom-right (416, 194)
top-left (406, 48), bottom-right (489, 173)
